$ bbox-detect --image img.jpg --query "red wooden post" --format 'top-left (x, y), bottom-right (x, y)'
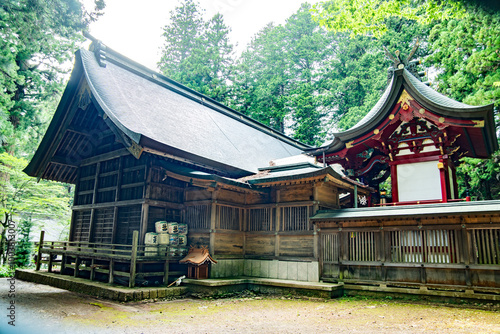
top-left (390, 164), bottom-right (398, 203)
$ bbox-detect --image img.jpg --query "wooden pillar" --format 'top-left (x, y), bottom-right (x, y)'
top-left (274, 190), bottom-right (281, 258)
top-left (111, 156), bottom-right (123, 244)
top-left (390, 164), bottom-right (399, 203)
top-left (163, 259), bottom-right (170, 285)
top-left (209, 190), bottom-right (217, 256)
top-left (35, 230), bottom-right (45, 271)
top-left (74, 257), bottom-right (80, 278)
top-left (313, 185), bottom-right (320, 260)
top-left (462, 226), bottom-right (473, 287)
top-left (90, 258), bottom-right (96, 281)
top-left (108, 259), bottom-right (114, 284)
top-left (88, 162), bottom-right (101, 242)
top-left (69, 169), bottom-right (81, 242)
top-left (47, 256), bottom-right (53, 273)
top-left (129, 230), bottom-right (139, 288)
top-left (140, 203), bottom-right (149, 246)
top-left (438, 157), bottom-right (448, 203)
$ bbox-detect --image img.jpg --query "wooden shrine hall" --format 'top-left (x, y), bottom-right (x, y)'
top-left (25, 40), bottom-right (500, 298)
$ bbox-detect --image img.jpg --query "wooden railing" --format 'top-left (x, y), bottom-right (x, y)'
top-left (320, 226), bottom-right (500, 290)
top-left (35, 230), bottom-right (174, 288)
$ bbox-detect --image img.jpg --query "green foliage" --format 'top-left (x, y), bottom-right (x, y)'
top-left (0, 264), bottom-right (14, 278)
top-left (312, 0), bottom-right (465, 38)
top-left (14, 219), bottom-right (34, 268)
top-left (230, 4), bottom-right (334, 145)
top-left (230, 23), bottom-right (290, 132)
top-left (0, 0), bottom-right (104, 155)
top-left (158, 0), bottom-right (234, 103)
top-left (457, 152), bottom-right (500, 200)
top-left (427, 4), bottom-right (500, 109)
top-left (0, 152), bottom-right (71, 264)
top-left (427, 4), bottom-right (500, 200)
top-left (324, 17), bottom-right (429, 130)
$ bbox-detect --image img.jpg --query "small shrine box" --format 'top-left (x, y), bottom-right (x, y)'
top-left (179, 247), bottom-right (217, 279)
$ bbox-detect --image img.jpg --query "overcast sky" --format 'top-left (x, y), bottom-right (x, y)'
top-left (84, 0), bottom-right (324, 70)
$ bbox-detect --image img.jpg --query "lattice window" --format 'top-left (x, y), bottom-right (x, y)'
top-left (185, 205), bottom-right (211, 230)
top-left (472, 228), bottom-right (500, 265)
top-left (73, 210), bottom-right (91, 242)
top-left (349, 231), bottom-right (377, 262)
top-left (321, 233), bottom-right (340, 263)
top-left (390, 229), bottom-right (460, 264)
top-left (93, 208), bottom-right (114, 243)
top-left (281, 206), bottom-right (310, 231)
top-left (216, 205), bottom-right (240, 230)
top-left (248, 208), bottom-right (273, 231)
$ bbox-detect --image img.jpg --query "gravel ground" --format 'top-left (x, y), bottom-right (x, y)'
top-left (0, 278), bottom-right (499, 334)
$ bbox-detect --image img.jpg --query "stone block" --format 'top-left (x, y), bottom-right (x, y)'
top-left (260, 260), bottom-right (269, 278)
top-left (278, 261), bottom-right (288, 279)
top-left (286, 262), bottom-right (298, 281)
top-left (297, 262), bottom-right (308, 282)
top-left (251, 260), bottom-right (261, 277)
top-left (244, 260), bottom-right (252, 276)
top-left (307, 261), bottom-right (319, 282)
top-left (268, 260), bottom-right (278, 279)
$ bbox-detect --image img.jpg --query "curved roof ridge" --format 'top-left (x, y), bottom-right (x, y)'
top-left (403, 69), bottom-right (483, 110)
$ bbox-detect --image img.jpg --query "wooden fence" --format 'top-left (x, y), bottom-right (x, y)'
top-left (36, 230), bottom-right (175, 287)
top-left (320, 226), bottom-right (500, 290)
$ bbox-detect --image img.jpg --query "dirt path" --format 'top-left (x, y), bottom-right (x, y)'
top-left (1, 278), bottom-right (499, 334)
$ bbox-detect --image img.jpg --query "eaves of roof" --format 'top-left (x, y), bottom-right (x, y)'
top-left (305, 68), bottom-right (497, 156)
top-left (310, 200), bottom-right (500, 221)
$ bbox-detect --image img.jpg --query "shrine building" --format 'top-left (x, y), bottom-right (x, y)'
top-left (22, 40), bottom-right (500, 299)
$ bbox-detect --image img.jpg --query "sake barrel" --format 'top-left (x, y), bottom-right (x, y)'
top-left (169, 234), bottom-right (179, 246)
top-left (178, 234), bottom-right (188, 246)
top-left (178, 223), bottom-right (188, 235)
top-left (158, 233), bottom-right (170, 245)
top-left (155, 221), bottom-right (169, 234)
top-left (144, 232), bottom-right (158, 245)
top-left (178, 247), bottom-right (188, 256)
top-left (145, 246), bottom-right (158, 257)
top-left (167, 247), bottom-right (178, 257)
top-left (167, 222), bottom-right (178, 234)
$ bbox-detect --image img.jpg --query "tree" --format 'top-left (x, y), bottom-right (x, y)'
top-left (312, 0), bottom-right (465, 38)
top-left (284, 3), bottom-right (334, 145)
top-left (0, 0), bottom-right (105, 155)
top-left (229, 23), bottom-right (290, 132)
top-left (14, 218), bottom-right (34, 268)
top-left (158, 0), bottom-right (234, 102)
top-left (0, 152), bottom-right (71, 264)
top-left (324, 17), bottom-right (429, 130)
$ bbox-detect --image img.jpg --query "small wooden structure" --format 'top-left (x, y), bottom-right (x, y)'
top-left (180, 246), bottom-right (217, 279)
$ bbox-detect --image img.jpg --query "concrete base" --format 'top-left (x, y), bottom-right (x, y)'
top-left (15, 269), bottom-right (186, 302)
top-left (342, 281), bottom-right (500, 302)
top-left (211, 259), bottom-right (320, 282)
top-left (184, 277), bottom-right (344, 299)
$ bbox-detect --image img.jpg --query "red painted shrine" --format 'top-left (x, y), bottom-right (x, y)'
top-left (307, 52), bottom-right (497, 205)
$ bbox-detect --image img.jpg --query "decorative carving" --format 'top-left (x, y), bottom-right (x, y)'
top-left (127, 141), bottom-right (143, 159)
top-left (77, 80), bottom-right (92, 110)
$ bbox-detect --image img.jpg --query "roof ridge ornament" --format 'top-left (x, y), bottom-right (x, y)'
top-left (384, 39), bottom-right (425, 82)
top-left (83, 31), bottom-right (107, 68)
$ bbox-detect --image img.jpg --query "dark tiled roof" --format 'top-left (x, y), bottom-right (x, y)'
top-left (80, 49), bottom-right (308, 176)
